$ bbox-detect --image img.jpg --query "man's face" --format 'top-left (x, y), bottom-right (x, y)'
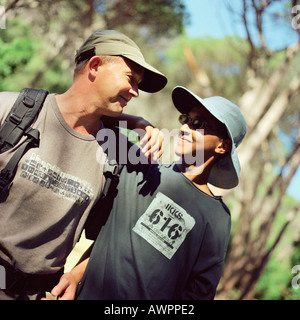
top-left (175, 106), bottom-right (224, 166)
top-left (94, 57), bottom-right (144, 117)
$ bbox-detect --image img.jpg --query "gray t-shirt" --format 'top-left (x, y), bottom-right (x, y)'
top-left (0, 92), bottom-right (106, 274)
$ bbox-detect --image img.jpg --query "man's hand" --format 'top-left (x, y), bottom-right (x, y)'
top-left (42, 273), bottom-right (77, 300)
top-left (52, 273), bottom-right (78, 300)
top-left (139, 125), bottom-right (164, 161)
top-left (41, 257), bottom-right (89, 300)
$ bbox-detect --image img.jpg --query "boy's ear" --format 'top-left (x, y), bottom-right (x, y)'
top-left (215, 139), bottom-right (232, 155)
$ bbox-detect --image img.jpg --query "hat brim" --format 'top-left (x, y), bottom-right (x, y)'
top-left (122, 53), bottom-right (167, 93)
top-left (172, 86), bottom-right (206, 114)
top-left (208, 144), bottom-right (240, 189)
top-left (172, 86), bottom-right (241, 189)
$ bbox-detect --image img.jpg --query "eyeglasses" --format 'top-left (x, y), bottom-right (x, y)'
top-left (178, 114), bottom-right (210, 130)
top-left (178, 114), bottom-right (229, 139)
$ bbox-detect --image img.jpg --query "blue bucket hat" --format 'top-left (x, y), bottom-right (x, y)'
top-left (172, 86), bottom-right (247, 189)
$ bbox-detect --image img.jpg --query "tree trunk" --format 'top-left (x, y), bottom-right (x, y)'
top-left (238, 75), bottom-right (300, 167)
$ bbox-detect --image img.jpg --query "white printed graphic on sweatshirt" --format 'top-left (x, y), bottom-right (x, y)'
top-left (133, 192), bottom-right (195, 259)
top-left (19, 153), bottom-right (94, 204)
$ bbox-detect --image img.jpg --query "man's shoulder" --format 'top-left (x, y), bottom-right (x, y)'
top-left (0, 91), bottom-right (20, 108)
top-left (0, 91), bottom-right (20, 123)
top-left (0, 91), bottom-right (19, 102)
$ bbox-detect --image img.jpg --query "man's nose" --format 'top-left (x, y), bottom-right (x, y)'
top-left (129, 84), bottom-right (139, 98)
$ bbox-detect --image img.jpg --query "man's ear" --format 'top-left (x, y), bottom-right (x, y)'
top-left (215, 138), bottom-right (232, 155)
top-left (88, 56), bottom-right (103, 79)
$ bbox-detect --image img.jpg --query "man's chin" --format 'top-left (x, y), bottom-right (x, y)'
top-left (107, 106), bottom-right (124, 117)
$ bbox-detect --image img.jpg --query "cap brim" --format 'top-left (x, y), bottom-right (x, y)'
top-left (139, 67), bottom-right (168, 93)
top-left (123, 54), bottom-right (167, 93)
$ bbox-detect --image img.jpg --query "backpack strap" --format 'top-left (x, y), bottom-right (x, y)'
top-left (0, 127), bottom-right (40, 195)
top-left (84, 160), bottom-right (124, 240)
top-left (0, 88), bottom-right (48, 153)
top-left (0, 88), bottom-right (48, 196)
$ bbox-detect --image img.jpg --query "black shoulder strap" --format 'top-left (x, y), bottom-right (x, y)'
top-left (0, 88), bottom-right (48, 196)
top-left (0, 88), bottom-right (48, 153)
top-left (84, 160), bottom-right (124, 240)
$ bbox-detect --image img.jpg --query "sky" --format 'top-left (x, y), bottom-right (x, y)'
top-left (183, 0), bottom-right (300, 201)
top-left (183, 0), bottom-right (299, 49)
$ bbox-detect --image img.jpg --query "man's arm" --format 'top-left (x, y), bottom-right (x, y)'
top-left (102, 113), bottom-right (164, 161)
top-left (44, 258), bottom-right (89, 300)
top-left (102, 113), bottom-right (150, 130)
top-left (44, 244), bottom-right (94, 300)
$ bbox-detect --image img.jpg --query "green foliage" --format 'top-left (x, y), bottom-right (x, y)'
top-left (0, 17), bottom-right (71, 92)
top-left (37, 59), bottom-right (72, 94)
top-left (94, 0), bottom-right (188, 38)
top-left (255, 236), bottom-right (300, 300)
top-left (0, 18), bottom-right (36, 91)
top-left (134, 0), bottom-right (188, 35)
top-left (254, 195), bottom-right (299, 300)
top-left (0, 0), bottom-right (188, 93)
top-left (255, 255), bottom-right (291, 300)
top-left (285, 240), bottom-right (300, 300)
top-left (0, 37), bottom-right (32, 76)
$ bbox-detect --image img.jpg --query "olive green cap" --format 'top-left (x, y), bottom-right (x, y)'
top-left (75, 30), bottom-right (167, 93)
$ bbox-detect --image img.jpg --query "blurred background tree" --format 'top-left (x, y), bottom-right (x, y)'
top-left (1, 0), bottom-right (299, 300)
top-left (1, 0), bottom-right (188, 92)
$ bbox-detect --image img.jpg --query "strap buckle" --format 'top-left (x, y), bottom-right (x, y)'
top-left (104, 160), bottom-right (123, 177)
top-left (9, 113), bottom-right (22, 125)
top-left (22, 94), bottom-right (35, 108)
top-left (25, 128), bottom-right (40, 146)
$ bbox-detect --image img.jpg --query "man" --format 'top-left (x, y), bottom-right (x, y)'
top-left (49, 86), bottom-right (247, 300)
top-left (0, 30), bottom-right (167, 299)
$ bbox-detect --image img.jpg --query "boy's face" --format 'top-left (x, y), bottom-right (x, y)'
top-left (175, 106), bottom-right (226, 166)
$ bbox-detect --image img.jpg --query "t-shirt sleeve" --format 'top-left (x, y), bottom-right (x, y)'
top-left (180, 260), bottom-right (224, 299)
top-left (0, 92), bottom-right (19, 125)
top-left (180, 216), bottom-right (230, 300)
